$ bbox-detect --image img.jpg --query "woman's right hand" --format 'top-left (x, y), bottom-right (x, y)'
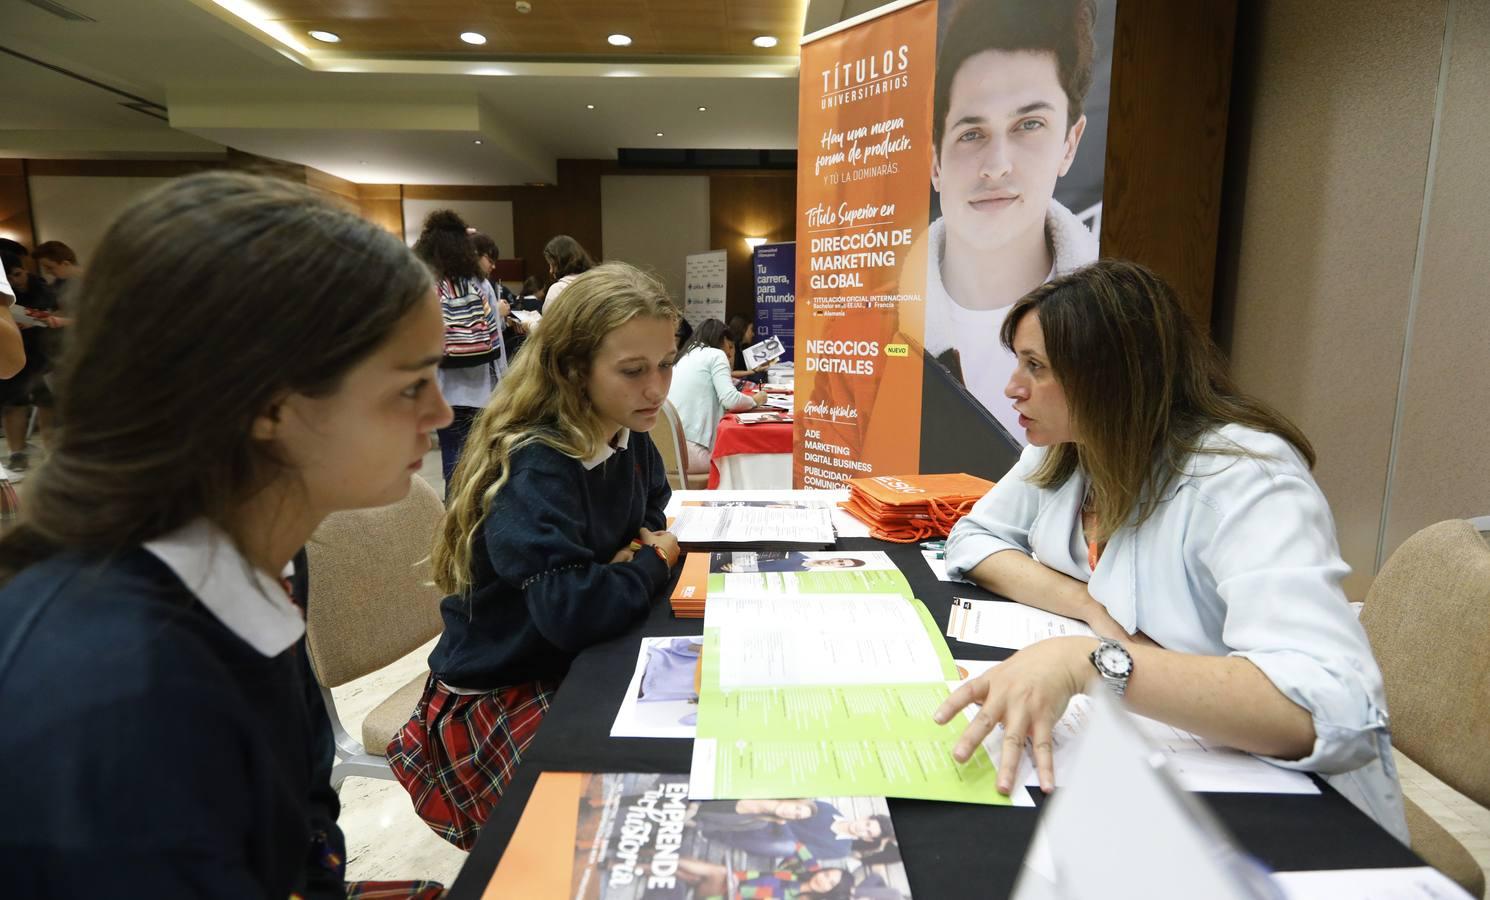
top-left (753, 392), bottom-right (767, 407)
top-left (639, 527), bottom-right (681, 568)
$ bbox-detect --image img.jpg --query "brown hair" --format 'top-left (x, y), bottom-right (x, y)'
top-left (543, 234), bottom-right (595, 281)
top-left (933, 0), bottom-right (1097, 150)
top-left (1002, 260), bottom-right (1315, 541)
top-left (433, 262), bottom-right (676, 595)
top-left (32, 240), bottom-right (77, 265)
top-left (0, 171), bottom-right (433, 582)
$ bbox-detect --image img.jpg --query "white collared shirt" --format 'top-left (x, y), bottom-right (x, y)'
top-left (582, 428), bottom-right (631, 470)
top-left (946, 424), bottom-right (1409, 844)
top-left (143, 518), bottom-right (304, 658)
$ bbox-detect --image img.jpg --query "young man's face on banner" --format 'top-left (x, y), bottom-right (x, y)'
top-left (931, 49), bottom-right (1087, 256)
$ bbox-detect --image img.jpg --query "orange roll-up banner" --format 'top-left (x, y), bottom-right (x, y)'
top-left (794, 0), bottom-right (936, 489)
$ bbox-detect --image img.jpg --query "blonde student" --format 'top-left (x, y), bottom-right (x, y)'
top-left (390, 262), bottom-right (682, 849)
top-left (935, 260), bottom-right (1407, 843)
top-left (0, 172), bottom-right (451, 897)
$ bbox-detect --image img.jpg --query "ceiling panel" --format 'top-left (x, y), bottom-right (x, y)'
top-left (264, 0), bottom-right (801, 56)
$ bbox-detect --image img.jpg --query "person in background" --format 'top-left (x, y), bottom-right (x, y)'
top-left (0, 265), bottom-right (24, 531)
top-left (539, 234), bottom-right (595, 312)
top-left (675, 316), bottom-right (694, 353)
top-left (31, 240), bottom-right (80, 285)
top-left (0, 171), bottom-right (448, 897)
top-left (728, 314), bottom-right (770, 383)
top-left (934, 261), bottom-right (1407, 844)
top-left (390, 262), bottom-right (680, 850)
top-left (414, 210), bottom-right (507, 486)
top-left (470, 232), bottom-right (527, 358)
top-left (516, 275), bottom-right (545, 313)
top-left (0, 251), bottom-right (56, 474)
top-left (668, 318), bottom-right (764, 476)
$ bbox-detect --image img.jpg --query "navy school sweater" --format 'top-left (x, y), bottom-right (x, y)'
top-left (0, 548), bottom-right (347, 899)
top-left (428, 430), bottom-right (673, 689)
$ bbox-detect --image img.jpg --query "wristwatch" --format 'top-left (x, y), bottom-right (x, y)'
top-left (1089, 638), bottom-right (1134, 697)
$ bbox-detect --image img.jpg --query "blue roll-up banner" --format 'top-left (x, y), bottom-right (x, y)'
top-left (752, 242), bottom-right (796, 363)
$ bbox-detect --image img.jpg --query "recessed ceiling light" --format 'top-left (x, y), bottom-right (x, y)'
top-left (586, 103), bottom-right (596, 109)
top-left (697, 105), bottom-right (707, 112)
top-left (608, 34), bottom-right (632, 47)
top-left (753, 35), bottom-right (778, 48)
top-left (655, 131), bottom-right (664, 137)
top-left (461, 31), bottom-right (487, 45)
top-left (308, 30), bottom-right (340, 43)
top-left (473, 139), bottom-right (483, 145)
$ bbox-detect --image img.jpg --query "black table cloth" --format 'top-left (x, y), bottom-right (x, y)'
top-left (448, 539), bottom-right (1420, 899)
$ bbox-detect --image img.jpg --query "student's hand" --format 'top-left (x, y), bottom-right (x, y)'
top-left (639, 527), bottom-right (680, 568)
top-left (752, 392), bottom-right (768, 407)
top-left (932, 636), bottom-right (1097, 794)
top-left (752, 361), bottom-right (773, 374)
top-left (610, 546), bottom-right (636, 564)
top-left (497, 299), bottom-right (511, 317)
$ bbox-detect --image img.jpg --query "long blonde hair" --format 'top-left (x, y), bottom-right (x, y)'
top-left (432, 262), bottom-right (678, 594)
top-left (1001, 260), bottom-right (1315, 543)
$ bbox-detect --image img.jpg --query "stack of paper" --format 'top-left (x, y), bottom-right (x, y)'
top-left (689, 592), bottom-right (1031, 806)
top-left (670, 549), bottom-right (914, 618)
top-left (946, 597), bottom-right (1095, 650)
top-left (735, 410), bottom-right (791, 425)
top-left (670, 502), bottom-right (835, 550)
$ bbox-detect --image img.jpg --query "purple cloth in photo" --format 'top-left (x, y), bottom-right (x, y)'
top-left (639, 638), bottom-right (700, 702)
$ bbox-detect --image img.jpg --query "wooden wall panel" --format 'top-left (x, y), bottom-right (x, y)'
top-left (0, 159), bottom-right (36, 251)
top-left (1100, 0), bottom-right (1238, 326)
top-left (357, 184), bottom-right (405, 240)
top-left (708, 173), bottom-right (795, 323)
top-left (510, 159), bottom-right (605, 286)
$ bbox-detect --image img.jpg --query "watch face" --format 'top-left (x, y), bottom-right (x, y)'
top-left (1096, 643), bottom-right (1133, 677)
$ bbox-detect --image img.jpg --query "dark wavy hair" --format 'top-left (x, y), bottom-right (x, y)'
top-left (681, 318), bottom-right (731, 357)
top-left (933, 0), bottom-right (1097, 151)
top-left (413, 209), bottom-right (481, 281)
top-left (0, 171), bottom-right (432, 582)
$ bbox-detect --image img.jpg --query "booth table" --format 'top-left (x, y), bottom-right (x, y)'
top-left (707, 413), bottom-right (794, 490)
top-left (445, 493), bottom-right (1421, 898)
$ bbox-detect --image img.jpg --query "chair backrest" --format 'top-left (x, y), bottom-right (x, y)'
top-left (653, 399), bottom-right (689, 490)
top-left (1360, 519), bottom-right (1490, 808)
top-left (304, 475), bottom-right (447, 688)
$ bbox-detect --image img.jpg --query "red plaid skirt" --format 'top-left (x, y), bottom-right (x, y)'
top-left (343, 881), bottom-right (444, 899)
top-left (387, 674), bottom-right (556, 850)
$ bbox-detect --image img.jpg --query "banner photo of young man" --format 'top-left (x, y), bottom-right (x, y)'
top-left (794, 0), bottom-right (1114, 487)
top-left (923, 0), bottom-right (1113, 456)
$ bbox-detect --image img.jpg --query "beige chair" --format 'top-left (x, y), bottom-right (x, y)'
top-left (1360, 519), bottom-right (1490, 898)
top-left (304, 475), bottom-right (447, 790)
top-left (655, 399), bottom-right (708, 490)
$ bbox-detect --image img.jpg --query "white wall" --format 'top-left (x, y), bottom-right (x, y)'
top-left (28, 175), bottom-right (174, 265)
top-left (402, 198), bottom-right (515, 261)
top-left (600, 175), bottom-right (711, 304)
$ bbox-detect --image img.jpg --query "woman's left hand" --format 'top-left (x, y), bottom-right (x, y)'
top-left (933, 636), bottom-right (1097, 794)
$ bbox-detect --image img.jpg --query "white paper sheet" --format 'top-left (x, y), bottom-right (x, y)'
top-left (996, 693), bottom-right (1319, 795)
top-left (712, 595), bottom-right (947, 689)
top-left (667, 490), bottom-right (870, 538)
top-left (946, 597), bottom-right (1096, 649)
top-left (924, 550), bottom-right (971, 583)
top-left (1271, 867), bottom-right (1474, 899)
top-left (672, 505), bottom-right (835, 547)
top-left (704, 592), bottom-right (920, 631)
top-left (742, 335), bottom-right (786, 369)
top-left (609, 636), bottom-right (702, 739)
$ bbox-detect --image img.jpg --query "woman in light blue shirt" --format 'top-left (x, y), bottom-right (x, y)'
top-left (935, 261), bottom-right (1407, 842)
top-left (667, 319), bottom-right (764, 475)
